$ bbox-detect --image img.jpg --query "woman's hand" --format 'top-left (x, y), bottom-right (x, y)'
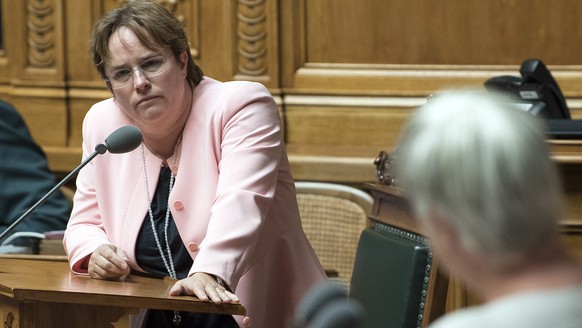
top-left (87, 244), bottom-right (131, 280)
top-left (169, 272), bottom-right (240, 304)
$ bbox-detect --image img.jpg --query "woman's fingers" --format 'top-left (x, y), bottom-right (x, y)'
top-left (88, 244), bottom-right (130, 280)
top-left (169, 272), bottom-right (240, 304)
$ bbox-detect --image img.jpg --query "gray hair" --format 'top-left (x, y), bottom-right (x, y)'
top-left (395, 91), bottom-right (564, 260)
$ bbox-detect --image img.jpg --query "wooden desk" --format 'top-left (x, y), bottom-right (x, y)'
top-left (0, 257), bottom-right (245, 328)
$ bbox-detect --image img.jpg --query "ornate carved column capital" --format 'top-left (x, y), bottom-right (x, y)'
top-left (237, 0), bottom-right (267, 76)
top-left (27, 0), bottom-right (55, 68)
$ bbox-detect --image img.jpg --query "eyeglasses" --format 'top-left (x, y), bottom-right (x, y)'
top-left (105, 54), bottom-right (174, 89)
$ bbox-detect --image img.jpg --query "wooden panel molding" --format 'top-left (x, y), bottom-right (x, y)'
top-left (2, 0), bottom-right (582, 187)
top-left (27, 1), bottom-right (56, 68)
top-left (18, 0), bottom-right (65, 84)
top-left (233, 0), bottom-right (280, 89)
top-left (237, 0), bottom-right (268, 77)
top-left (0, 0), bottom-right (68, 146)
top-left (280, 0), bottom-right (582, 97)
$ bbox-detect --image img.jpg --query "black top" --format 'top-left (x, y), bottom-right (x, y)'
top-left (135, 166), bottom-right (237, 328)
top-left (136, 166), bottom-right (192, 279)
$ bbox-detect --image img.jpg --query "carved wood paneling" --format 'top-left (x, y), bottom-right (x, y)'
top-left (277, 0), bottom-right (582, 188)
top-left (280, 0), bottom-right (582, 97)
top-left (2, 0), bottom-right (582, 182)
top-left (237, 0), bottom-right (267, 77)
top-left (0, 297), bottom-right (19, 328)
top-left (234, 0), bottom-right (279, 88)
top-left (305, 0), bottom-right (582, 66)
top-left (287, 96), bottom-right (424, 144)
top-left (18, 0), bottom-right (65, 83)
top-left (27, 0), bottom-right (56, 68)
top-left (0, 0), bottom-right (67, 147)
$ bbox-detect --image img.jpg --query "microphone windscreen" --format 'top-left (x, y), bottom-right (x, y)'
top-left (308, 299), bottom-right (364, 328)
top-left (292, 282), bottom-right (347, 328)
top-left (104, 125), bottom-right (143, 154)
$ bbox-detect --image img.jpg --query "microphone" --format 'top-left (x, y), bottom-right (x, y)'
top-left (104, 125), bottom-right (143, 154)
top-left (292, 282), bottom-right (365, 328)
top-left (0, 125), bottom-right (142, 243)
top-left (308, 299), bottom-right (364, 328)
top-left (292, 282), bottom-right (348, 328)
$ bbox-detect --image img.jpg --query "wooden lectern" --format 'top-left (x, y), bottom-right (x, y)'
top-left (0, 257), bottom-right (245, 328)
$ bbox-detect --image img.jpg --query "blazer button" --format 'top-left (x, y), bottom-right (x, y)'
top-left (173, 200), bottom-right (184, 210)
top-left (188, 242), bottom-right (199, 252)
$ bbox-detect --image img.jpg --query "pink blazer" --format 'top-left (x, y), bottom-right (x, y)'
top-left (64, 77), bottom-right (326, 327)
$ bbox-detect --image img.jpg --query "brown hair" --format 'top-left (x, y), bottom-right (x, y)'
top-left (90, 0), bottom-right (203, 88)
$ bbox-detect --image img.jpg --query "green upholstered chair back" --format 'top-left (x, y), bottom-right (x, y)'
top-left (350, 223), bottom-right (432, 328)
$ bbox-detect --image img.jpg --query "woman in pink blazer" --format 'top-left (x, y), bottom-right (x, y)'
top-left (63, 1), bottom-right (325, 327)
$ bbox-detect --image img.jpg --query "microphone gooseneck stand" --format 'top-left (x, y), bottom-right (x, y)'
top-left (0, 125), bottom-right (142, 244)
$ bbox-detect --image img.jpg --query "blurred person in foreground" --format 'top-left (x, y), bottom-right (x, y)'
top-left (394, 91), bottom-right (582, 327)
top-left (0, 99), bottom-right (70, 249)
top-left (63, 1), bottom-right (325, 327)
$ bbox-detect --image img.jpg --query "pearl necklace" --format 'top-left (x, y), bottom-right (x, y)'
top-left (141, 133), bottom-right (183, 326)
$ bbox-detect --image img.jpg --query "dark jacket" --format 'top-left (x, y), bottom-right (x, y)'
top-left (0, 100), bottom-right (70, 246)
